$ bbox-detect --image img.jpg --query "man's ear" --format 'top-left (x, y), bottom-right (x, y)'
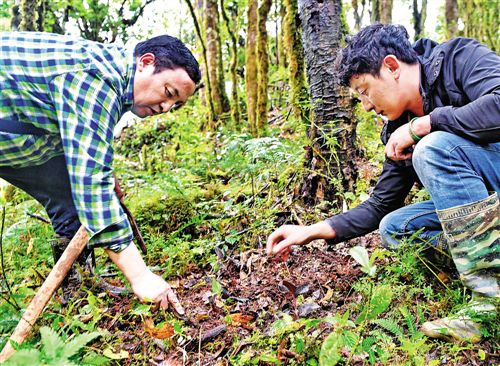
top-left (382, 55), bottom-right (401, 79)
top-left (137, 53), bottom-right (156, 71)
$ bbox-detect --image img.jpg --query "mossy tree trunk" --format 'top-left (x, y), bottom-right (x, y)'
top-left (278, 1), bottom-right (287, 70)
top-left (19, 0), bottom-right (41, 31)
top-left (379, 0), bottom-right (393, 23)
top-left (370, 0), bottom-right (380, 23)
top-left (283, 0), bottom-right (309, 121)
top-left (299, 0), bottom-right (358, 208)
top-left (412, 0), bottom-right (427, 40)
top-left (183, 0), bottom-right (216, 126)
top-left (245, 0), bottom-right (259, 135)
top-left (445, 0), bottom-right (458, 38)
top-left (205, 0), bottom-right (230, 119)
top-left (458, 0), bottom-right (498, 51)
top-left (256, 0), bottom-right (272, 135)
top-left (220, 0), bottom-right (241, 126)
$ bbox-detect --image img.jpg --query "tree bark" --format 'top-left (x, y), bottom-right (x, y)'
top-left (299, 0), bottom-right (358, 208)
top-left (245, 0), bottom-right (259, 134)
top-left (19, 0), bottom-right (41, 31)
top-left (412, 0), bottom-right (427, 40)
top-left (370, 0), bottom-right (380, 23)
top-left (445, 0), bottom-right (458, 38)
top-left (220, 0), bottom-right (241, 125)
top-left (379, 0), bottom-right (393, 23)
top-left (458, 0), bottom-right (498, 51)
top-left (283, 0), bottom-right (309, 121)
top-left (183, 0), bottom-right (216, 125)
top-left (205, 0), bottom-right (230, 118)
top-left (256, 0), bottom-right (272, 135)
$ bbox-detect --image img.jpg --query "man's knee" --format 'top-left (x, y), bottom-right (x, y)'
top-left (412, 131), bottom-right (453, 173)
top-left (379, 211), bottom-right (400, 248)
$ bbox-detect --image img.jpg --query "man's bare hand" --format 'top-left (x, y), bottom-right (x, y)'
top-left (130, 269), bottom-right (185, 315)
top-left (385, 115), bottom-right (431, 161)
top-left (266, 222), bottom-right (336, 258)
top-left (106, 242), bottom-right (185, 315)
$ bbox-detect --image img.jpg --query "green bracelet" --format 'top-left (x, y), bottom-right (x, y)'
top-left (409, 117), bottom-right (422, 143)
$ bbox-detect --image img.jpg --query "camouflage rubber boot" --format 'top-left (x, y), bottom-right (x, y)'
top-left (421, 193), bottom-right (499, 343)
top-left (51, 237), bottom-right (93, 302)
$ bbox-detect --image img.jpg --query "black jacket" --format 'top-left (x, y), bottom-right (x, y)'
top-left (326, 37), bottom-right (500, 243)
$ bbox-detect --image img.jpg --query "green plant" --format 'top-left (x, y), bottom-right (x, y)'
top-left (3, 327), bottom-right (104, 366)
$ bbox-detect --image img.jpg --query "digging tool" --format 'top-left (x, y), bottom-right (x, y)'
top-left (0, 225), bottom-right (89, 363)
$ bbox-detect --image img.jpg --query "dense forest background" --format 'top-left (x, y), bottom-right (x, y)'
top-left (0, 0), bottom-right (499, 365)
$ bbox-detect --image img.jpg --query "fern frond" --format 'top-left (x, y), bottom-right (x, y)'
top-left (373, 318), bottom-right (403, 339)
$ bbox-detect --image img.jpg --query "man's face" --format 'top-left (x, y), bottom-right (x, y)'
top-left (132, 53), bottom-right (196, 118)
top-left (349, 65), bottom-right (406, 121)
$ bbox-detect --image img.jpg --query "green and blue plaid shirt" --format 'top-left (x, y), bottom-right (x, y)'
top-left (0, 32), bottom-right (136, 251)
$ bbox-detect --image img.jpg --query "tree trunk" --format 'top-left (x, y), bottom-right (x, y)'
top-left (183, 0), bottom-right (216, 125)
top-left (458, 0), bottom-right (498, 51)
top-left (19, 0), bottom-right (41, 31)
top-left (220, 0), bottom-right (241, 125)
top-left (299, 0), bottom-right (358, 208)
top-left (278, 2), bottom-right (287, 70)
top-left (412, 0), bottom-right (427, 40)
top-left (256, 0), bottom-right (272, 135)
top-left (283, 0), bottom-right (309, 121)
top-left (205, 0), bottom-right (230, 118)
top-left (245, 0), bottom-right (259, 134)
top-left (352, 0), bottom-right (366, 31)
top-left (445, 0), bottom-right (458, 38)
top-left (370, 0), bottom-right (380, 23)
top-left (379, 0), bottom-right (392, 23)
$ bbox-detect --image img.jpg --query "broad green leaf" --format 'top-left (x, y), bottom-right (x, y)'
top-left (211, 277), bottom-right (222, 296)
top-left (130, 303), bottom-right (151, 316)
top-left (341, 331), bottom-right (359, 349)
top-left (295, 337), bottom-right (305, 353)
top-left (40, 326), bottom-right (64, 360)
top-left (349, 246), bottom-right (370, 268)
top-left (81, 352), bottom-right (112, 365)
top-left (61, 331), bottom-right (101, 359)
top-left (319, 332), bottom-right (343, 366)
top-left (356, 286), bottom-right (393, 323)
top-left (258, 354), bottom-right (280, 363)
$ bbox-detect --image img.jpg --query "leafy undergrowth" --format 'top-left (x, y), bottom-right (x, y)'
top-left (0, 108), bottom-right (498, 365)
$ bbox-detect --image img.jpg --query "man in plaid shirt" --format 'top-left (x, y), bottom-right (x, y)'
top-left (0, 32), bottom-right (201, 314)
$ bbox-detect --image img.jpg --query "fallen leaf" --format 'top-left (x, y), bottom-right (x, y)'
top-left (320, 286), bottom-right (334, 304)
top-left (103, 348), bottom-right (129, 360)
top-left (144, 317), bottom-right (174, 339)
top-left (229, 313), bottom-right (254, 330)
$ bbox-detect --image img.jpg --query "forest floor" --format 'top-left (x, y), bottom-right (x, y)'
top-left (1, 112), bottom-right (499, 365)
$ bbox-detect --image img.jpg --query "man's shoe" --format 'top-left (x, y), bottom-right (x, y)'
top-left (421, 299), bottom-right (496, 343)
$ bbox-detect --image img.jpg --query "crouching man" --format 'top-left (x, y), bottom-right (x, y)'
top-left (267, 24), bottom-right (499, 343)
top-left (0, 31), bottom-right (201, 313)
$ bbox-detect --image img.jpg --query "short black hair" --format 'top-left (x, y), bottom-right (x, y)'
top-left (337, 24), bottom-right (418, 87)
top-left (134, 35), bottom-right (202, 85)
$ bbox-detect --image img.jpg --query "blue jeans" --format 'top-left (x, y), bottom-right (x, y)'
top-left (0, 155), bottom-right (81, 239)
top-left (380, 132), bottom-right (500, 248)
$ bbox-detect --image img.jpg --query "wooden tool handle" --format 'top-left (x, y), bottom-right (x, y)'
top-left (0, 225), bottom-right (89, 363)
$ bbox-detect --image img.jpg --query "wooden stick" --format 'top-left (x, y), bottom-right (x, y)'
top-left (0, 225), bottom-right (88, 363)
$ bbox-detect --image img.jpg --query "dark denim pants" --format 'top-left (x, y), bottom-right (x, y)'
top-left (0, 154), bottom-right (81, 239)
top-left (379, 132), bottom-right (500, 248)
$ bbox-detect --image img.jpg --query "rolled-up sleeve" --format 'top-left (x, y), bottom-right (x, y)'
top-left (49, 71), bottom-right (133, 252)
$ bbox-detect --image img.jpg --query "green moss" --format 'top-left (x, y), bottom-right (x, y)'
top-left (126, 190), bottom-right (196, 237)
